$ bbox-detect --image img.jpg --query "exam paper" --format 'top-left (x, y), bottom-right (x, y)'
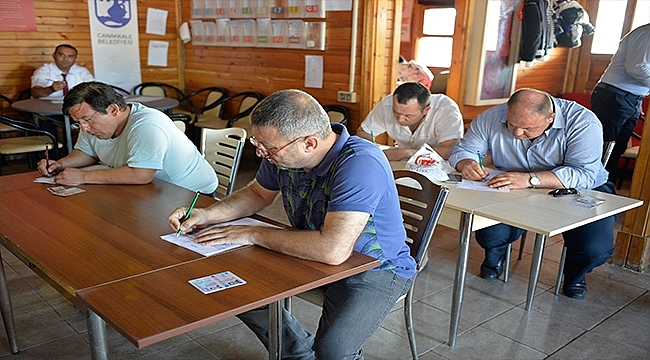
top-left (161, 217), bottom-right (281, 257)
top-left (34, 164), bottom-right (112, 184)
top-left (456, 168), bottom-right (510, 192)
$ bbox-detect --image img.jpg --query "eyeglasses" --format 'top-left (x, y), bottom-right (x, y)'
top-left (249, 135), bottom-right (306, 160)
top-left (548, 188), bottom-right (579, 197)
top-left (75, 111), bottom-right (99, 127)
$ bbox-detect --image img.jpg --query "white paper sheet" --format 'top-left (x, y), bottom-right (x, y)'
top-left (147, 40), bottom-right (169, 67)
top-left (146, 8), bottom-right (168, 35)
top-left (160, 217), bottom-right (281, 257)
top-left (305, 55), bottom-right (323, 88)
top-left (455, 168), bottom-right (510, 192)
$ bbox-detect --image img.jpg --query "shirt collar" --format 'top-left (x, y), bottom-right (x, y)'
top-left (311, 123), bottom-right (349, 177)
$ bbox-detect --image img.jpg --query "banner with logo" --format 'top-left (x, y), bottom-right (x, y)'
top-left (88, 0), bottom-right (142, 93)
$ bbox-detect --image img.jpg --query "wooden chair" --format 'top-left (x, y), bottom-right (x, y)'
top-left (503, 141), bottom-right (616, 295)
top-left (200, 127), bottom-right (247, 198)
top-left (322, 104), bottom-right (350, 125)
top-left (290, 170), bottom-right (449, 360)
top-left (0, 115), bottom-right (61, 175)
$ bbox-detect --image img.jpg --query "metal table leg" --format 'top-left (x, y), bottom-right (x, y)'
top-left (0, 252), bottom-right (18, 353)
top-left (525, 233), bottom-right (547, 311)
top-left (268, 300), bottom-right (282, 360)
top-left (86, 309), bottom-right (108, 360)
top-left (448, 212), bottom-right (473, 347)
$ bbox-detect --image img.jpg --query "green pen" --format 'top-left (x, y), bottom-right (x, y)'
top-left (176, 191), bottom-right (200, 237)
top-left (477, 151), bottom-right (484, 170)
top-left (371, 130), bottom-right (375, 143)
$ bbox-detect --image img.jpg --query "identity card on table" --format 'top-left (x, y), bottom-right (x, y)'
top-left (160, 217), bottom-right (281, 257)
top-left (188, 271), bottom-right (247, 294)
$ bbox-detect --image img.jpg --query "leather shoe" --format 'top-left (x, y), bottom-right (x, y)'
top-left (564, 280), bottom-right (588, 299)
top-left (480, 260), bottom-right (503, 281)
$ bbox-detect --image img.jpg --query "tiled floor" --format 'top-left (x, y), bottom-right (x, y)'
top-left (1, 148), bottom-right (649, 359)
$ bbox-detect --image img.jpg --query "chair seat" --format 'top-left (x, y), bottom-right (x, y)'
top-left (621, 146), bottom-right (639, 159)
top-left (0, 136), bottom-right (62, 155)
top-left (0, 123), bottom-right (18, 133)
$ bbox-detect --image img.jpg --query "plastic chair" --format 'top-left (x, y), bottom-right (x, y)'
top-left (503, 141), bottom-right (616, 293)
top-left (0, 114), bottom-right (61, 175)
top-left (0, 95), bottom-right (19, 133)
top-left (200, 127), bottom-right (247, 198)
top-left (168, 113), bottom-right (192, 134)
top-left (322, 104), bottom-right (350, 125)
top-left (175, 87), bottom-right (227, 123)
top-left (109, 85), bottom-right (130, 96)
top-left (132, 82), bottom-right (185, 99)
top-left (193, 92), bottom-right (264, 135)
top-left (291, 170), bottom-right (449, 360)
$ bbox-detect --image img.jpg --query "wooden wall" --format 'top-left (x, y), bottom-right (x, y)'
top-left (180, 4), bottom-right (387, 133)
top-left (0, 0), bottom-right (182, 101)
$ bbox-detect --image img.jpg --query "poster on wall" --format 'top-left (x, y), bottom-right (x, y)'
top-left (401, 0), bottom-right (413, 43)
top-left (0, 0), bottom-right (37, 31)
top-left (88, 0), bottom-right (142, 93)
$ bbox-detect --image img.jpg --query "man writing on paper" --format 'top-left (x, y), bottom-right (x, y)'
top-left (448, 88), bottom-right (614, 300)
top-left (356, 81), bottom-right (464, 160)
top-left (36, 82), bottom-right (217, 194)
top-left (168, 89), bottom-right (415, 359)
top-left (31, 44), bottom-right (95, 99)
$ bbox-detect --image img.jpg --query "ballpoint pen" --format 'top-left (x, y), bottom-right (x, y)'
top-left (477, 151), bottom-right (483, 170)
top-left (176, 191), bottom-right (200, 237)
top-left (45, 144), bottom-right (50, 175)
top-left (371, 130), bottom-right (375, 143)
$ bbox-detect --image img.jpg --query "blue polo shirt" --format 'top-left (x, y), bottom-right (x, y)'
top-left (256, 123), bottom-right (416, 279)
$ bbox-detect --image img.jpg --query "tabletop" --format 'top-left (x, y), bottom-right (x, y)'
top-left (11, 95), bottom-right (179, 115)
top-left (78, 247), bottom-right (379, 348)
top-left (0, 171), bottom-right (208, 302)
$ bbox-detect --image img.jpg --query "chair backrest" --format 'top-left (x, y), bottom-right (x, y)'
top-left (133, 82), bottom-right (185, 100)
top-left (0, 114), bottom-right (60, 158)
top-left (602, 140), bottom-right (615, 166)
top-left (168, 113), bottom-right (192, 134)
top-left (393, 170), bottom-right (450, 269)
top-left (194, 87), bottom-right (227, 121)
top-left (560, 92), bottom-right (591, 108)
top-left (201, 127), bottom-right (247, 197)
top-left (429, 71), bottom-right (449, 94)
top-left (109, 85), bottom-right (130, 95)
top-left (322, 104), bottom-right (350, 125)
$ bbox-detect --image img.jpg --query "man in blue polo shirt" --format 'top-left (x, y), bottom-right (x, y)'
top-left (168, 89), bottom-right (415, 359)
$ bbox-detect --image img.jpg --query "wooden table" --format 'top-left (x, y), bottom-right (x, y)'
top-left (11, 96), bottom-right (179, 153)
top-left (0, 171), bottom-right (378, 359)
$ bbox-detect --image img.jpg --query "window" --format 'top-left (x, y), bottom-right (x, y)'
top-left (415, 8), bottom-right (456, 68)
top-left (591, 0), bottom-right (650, 54)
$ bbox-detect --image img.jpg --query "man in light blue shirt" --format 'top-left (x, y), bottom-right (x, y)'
top-left (449, 88), bottom-right (614, 299)
top-left (37, 82), bottom-right (217, 194)
top-left (591, 23), bottom-right (650, 184)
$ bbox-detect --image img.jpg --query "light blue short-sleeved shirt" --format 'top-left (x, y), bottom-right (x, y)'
top-left (75, 102), bottom-right (218, 193)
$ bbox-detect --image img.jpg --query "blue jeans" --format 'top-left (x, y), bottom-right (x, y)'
top-left (237, 269), bottom-right (412, 360)
top-left (476, 184), bottom-right (616, 286)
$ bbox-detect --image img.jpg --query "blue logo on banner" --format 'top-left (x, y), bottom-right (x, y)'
top-left (94, 0), bottom-right (132, 28)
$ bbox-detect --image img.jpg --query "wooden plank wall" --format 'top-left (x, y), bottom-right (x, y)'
top-left (0, 0), bottom-right (182, 101)
top-left (181, 4), bottom-right (383, 132)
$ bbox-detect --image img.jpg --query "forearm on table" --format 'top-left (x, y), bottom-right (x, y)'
top-left (81, 166), bottom-right (156, 185)
top-left (31, 86), bottom-right (55, 98)
top-left (533, 171), bottom-right (563, 189)
top-left (58, 150), bottom-right (98, 169)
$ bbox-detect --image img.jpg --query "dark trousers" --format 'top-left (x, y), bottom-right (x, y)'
top-left (475, 183), bottom-right (616, 286)
top-left (590, 84), bottom-right (643, 183)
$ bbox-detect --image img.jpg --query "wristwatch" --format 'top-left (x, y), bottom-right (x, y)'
top-left (529, 172), bottom-right (541, 188)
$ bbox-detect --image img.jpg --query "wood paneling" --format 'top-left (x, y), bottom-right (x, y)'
top-left (0, 0), bottom-right (182, 101)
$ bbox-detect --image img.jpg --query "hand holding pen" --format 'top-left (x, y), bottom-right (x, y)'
top-left (176, 192), bottom-right (201, 237)
top-left (475, 151), bottom-right (489, 180)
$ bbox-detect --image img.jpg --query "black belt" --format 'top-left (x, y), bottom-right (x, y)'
top-left (596, 82), bottom-right (645, 102)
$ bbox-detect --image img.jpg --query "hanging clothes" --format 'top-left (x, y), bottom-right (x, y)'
top-left (553, 0), bottom-right (595, 48)
top-left (519, 0), bottom-right (550, 62)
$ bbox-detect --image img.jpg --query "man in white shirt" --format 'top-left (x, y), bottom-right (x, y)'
top-left (31, 44), bottom-right (94, 99)
top-left (356, 82), bottom-right (464, 160)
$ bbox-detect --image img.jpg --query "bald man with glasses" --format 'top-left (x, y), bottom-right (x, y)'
top-left (169, 89), bottom-right (416, 359)
top-left (449, 88), bottom-right (615, 300)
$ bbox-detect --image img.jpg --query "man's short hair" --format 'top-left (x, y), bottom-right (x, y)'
top-left (393, 82), bottom-right (431, 109)
top-left (507, 88), bottom-right (554, 116)
top-left (55, 44), bottom-right (78, 55)
top-left (250, 89), bottom-right (330, 139)
top-left (63, 81), bottom-right (127, 116)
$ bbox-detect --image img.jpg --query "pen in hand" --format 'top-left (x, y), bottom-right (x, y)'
top-left (176, 191), bottom-right (200, 237)
top-left (477, 150), bottom-right (483, 170)
top-left (45, 144), bottom-right (51, 176)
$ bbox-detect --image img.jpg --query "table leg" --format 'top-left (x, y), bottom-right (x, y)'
top-left (448, 212), bottom-right (474, 347)
top-left (0, 252), bottom-right (18, 354)
top-left (64, 115), bottom-right (73, 154)
top-left (525, 233), bottom-right (547, 311)
top-left (86, 309), bottom-right (108, 360)
top-left (268, 300), bottom-right (282, 360)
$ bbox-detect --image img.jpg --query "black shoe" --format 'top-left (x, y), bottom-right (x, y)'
top-left (563, 280), bottom-right (588, 299)
top-left (480, 260), bottom-right (503, 281)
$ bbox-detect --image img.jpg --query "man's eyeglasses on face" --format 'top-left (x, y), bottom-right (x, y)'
top-left (75, 111), bottom-right (99, 127)
top-left (249, 135), bottom-right (305, 160)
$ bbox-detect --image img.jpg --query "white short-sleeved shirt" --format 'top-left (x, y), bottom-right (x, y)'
top-left (360, 94), bottom-right (464, 149)
top-left (31, 62), bottom-right (95, 99)
top-left (75, 102), bottom-right (218, 193)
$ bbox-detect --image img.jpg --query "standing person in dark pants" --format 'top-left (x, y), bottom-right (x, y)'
top-left (591, 23), bottom-right (650, 184)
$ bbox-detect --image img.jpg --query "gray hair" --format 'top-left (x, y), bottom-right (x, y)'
top-left (250, 89), bottom-right (330, 140)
